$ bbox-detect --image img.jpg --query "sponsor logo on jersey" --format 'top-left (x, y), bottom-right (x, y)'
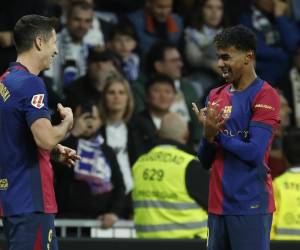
top-left (223, 129), bottom-right (249, 139)
top-left (0, 82), bottom-right (10, 102)
top-left (0, 179), bottom-right (8, 190)
top-left (222, 106), bottom-right (232, 119)
top-left (254, 104), bottom-right (274, 110)
top-left (31, 94), bottom-right (44, 109)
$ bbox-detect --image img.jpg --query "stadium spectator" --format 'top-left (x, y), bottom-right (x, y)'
top-left (44, 1), bottom-right (93, 97)
top-left (107, 20), bottom-right (140, 82)
top-left (240, 0), bottom-right (300, 85)
top-left (0, 15), bottom-right (79, 249)
top-left (271, 128), bottom-right (300, 240)
top-left (270, 90), bottom-right (292, 178)
top-left (0, 0), bottom-right (48, 73)
top-left (132, 112), bottom-right (208, 238)
top-left (133, 73), bottom-right (176, 154)
top-left (55, 102), bottom-right (126, 228)
top-left (279, 41), bottom-right (300, 128)
top-left (127, 0), bottom-right (183, 55)
top-left (193, 25), bottom-right (280, 250)
top-left (48, 0), bottom-right (116, 48)
top-left (133, 41), bottom-right (201, 147)
top-left (99, 72), bottom-right (142, 218)
top-left (64, 48), bottom-right (122, 111)
top-left (184, 0), bottom-right (225, 97)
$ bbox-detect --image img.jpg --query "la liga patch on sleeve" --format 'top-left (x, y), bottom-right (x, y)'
top-left (31, 94), bottom-right (45, 109)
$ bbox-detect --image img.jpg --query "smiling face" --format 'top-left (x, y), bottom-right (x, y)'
top-left (216, 46), bottom-right (250, 83)
top-left (67, 6), bottom-right (93, 42)
top-left (147, 82), bottom-right (175, 113)
top-left (40, 29), bottom-right (58, 71)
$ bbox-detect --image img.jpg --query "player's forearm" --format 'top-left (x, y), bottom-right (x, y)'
top-left (51, 120), bottom-right (72, 145)
top-left (38, 120), bottom-right (72, 150)
top-left (216, 126), bottom-right (272, 164)
top-left (197, 138), bottom-right (217, 169)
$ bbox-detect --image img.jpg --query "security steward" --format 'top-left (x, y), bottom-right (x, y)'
top-left (132, 112), bottom-right (209, 239)
top-left (271, 128), bottom-right (300, 240)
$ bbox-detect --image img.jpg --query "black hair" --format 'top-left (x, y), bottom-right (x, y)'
top-left (213, 25), bottom-right (256, 53)
top-left (146, 73), bottom-right (175, 93)
top-left (108, 18), bottom-right (137, 41)
top-left (145, 41), bottom-right (178, 75)
top-left (283, 128), bottom-right (300, 166)
top-left (67, 1), bottom-right (93, 18)
top-left (13, 15), bottom-right (57, 54)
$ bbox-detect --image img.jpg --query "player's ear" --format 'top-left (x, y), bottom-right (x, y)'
top-left (34, 35), bottom-right (43, 51)
top-left (244, 51), bottom-right (254, 65)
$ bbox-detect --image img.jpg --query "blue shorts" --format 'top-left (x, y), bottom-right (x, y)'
top-left (207, 213), bottom-right (272, 250)
top-left (2, 213), bottom-right (58, 250)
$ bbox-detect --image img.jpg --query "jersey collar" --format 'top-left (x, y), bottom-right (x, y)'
top-left (9, 62), bottom-right (30, 72)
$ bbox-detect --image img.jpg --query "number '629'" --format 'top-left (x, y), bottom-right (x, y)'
top-left (143, 168), bottom-right (164, 181)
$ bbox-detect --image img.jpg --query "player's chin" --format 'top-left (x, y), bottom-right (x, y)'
top-left (44, 62), bottom-right (51, 71)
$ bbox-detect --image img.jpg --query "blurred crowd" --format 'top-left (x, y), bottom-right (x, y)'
top-left (1, 0), bottom-right (300, 236)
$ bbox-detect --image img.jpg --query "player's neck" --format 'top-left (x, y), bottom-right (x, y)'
top-left (16, 54), bottom-right (41, 75)
top-left (232, 68), bottom-right (257, 91)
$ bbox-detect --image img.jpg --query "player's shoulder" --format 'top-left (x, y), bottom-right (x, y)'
top-left (208, 83), bottom-right (230, 97)
top-left (7, 70), bottom-right (44, 87)
top-left (19, 74), bottom-right (46, 94)
top-left (256, 80), bottom-right (279, 98)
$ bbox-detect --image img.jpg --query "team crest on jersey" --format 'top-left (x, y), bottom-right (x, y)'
top-left (222, 106), bottom-right (232, 119)
top-left (31, 94), bottom-right (44, 109)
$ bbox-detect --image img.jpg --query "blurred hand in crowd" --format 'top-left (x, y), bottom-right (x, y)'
top-left (274, 0), bottom-right (288, 17)
top-left (0, 32), bottom-right (13, 48)
top-left (98, 213), bottom-right (119, 229)
top-left (71, 105), bottom-right (101, 138)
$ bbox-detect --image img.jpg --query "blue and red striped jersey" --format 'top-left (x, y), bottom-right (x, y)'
top-left (198, 78), bottom-right (280, 215)
top-left (0, 62), bottom-right (57, 216)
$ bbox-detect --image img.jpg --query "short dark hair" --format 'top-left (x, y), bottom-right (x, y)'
top-left (146, 73), bottom-right (175, 93)
top-left (283, 128), bottom-right (300, 166)
top-left (108, 18), bottom-right (137, 41)
top-left (145, 41), bottom-right (177, 75)
top-left (67, 1), bottom-right (93, 18)
top-left (13, 15), bottom-right (57, 54)
top-left (213, 25), bottom-right (256, 53)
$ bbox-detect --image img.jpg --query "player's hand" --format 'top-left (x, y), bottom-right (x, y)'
top-left (98, 213), bottom-right (118, 229)
top-left (57, 103), bottom-right (73, 130)
top-left (192, 102), bottom-right (206, 124)
top-left (55, 144), bottom-right (81, 167)
top-left (192, 101), bottom-right (226, 142)
top-left (203, 102), bottom-right (222, 142)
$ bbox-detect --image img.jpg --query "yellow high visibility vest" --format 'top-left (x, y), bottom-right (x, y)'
top-left (132, 145), bottom-right (208, 239)
top-left (271, 168), bottom-right (300, 240)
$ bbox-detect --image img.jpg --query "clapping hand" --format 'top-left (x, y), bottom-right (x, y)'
top-left (192, 102), bottom-right (226, 142)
